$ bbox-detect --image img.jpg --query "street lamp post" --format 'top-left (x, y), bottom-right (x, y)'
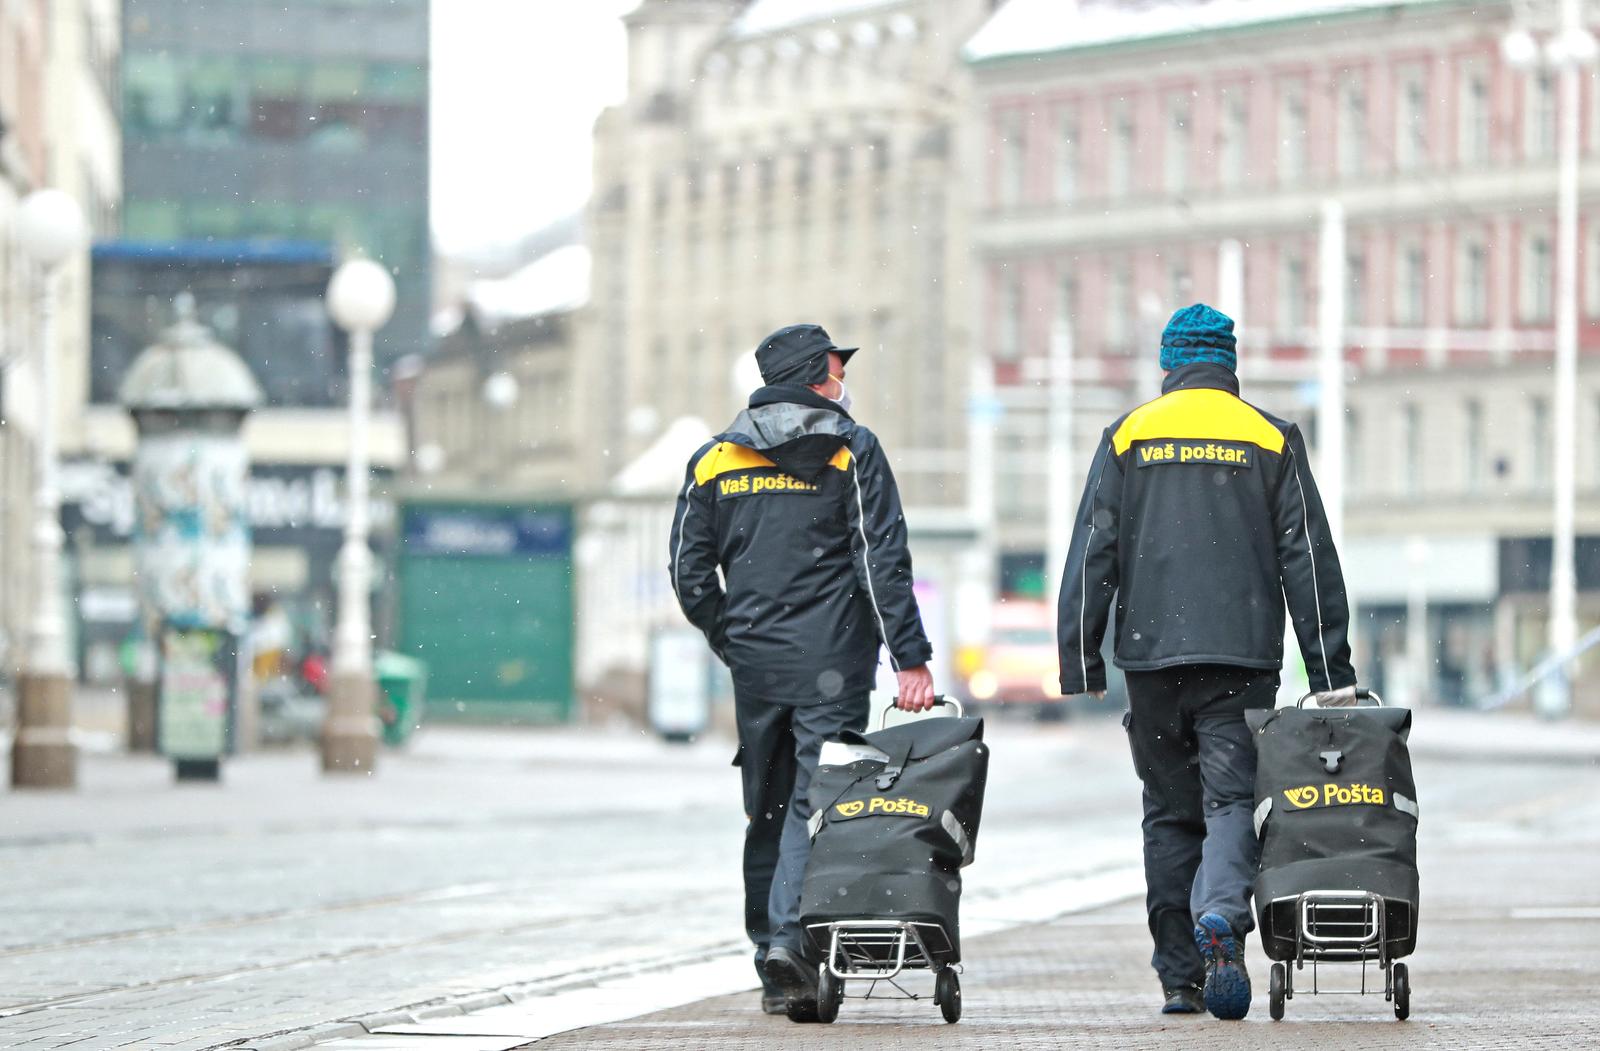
top-left (1504, 1), bottom-right (1596, 715)
top-left (1043, 319), bottom-right (1075, 610)
top-left (321, 258), bottom-right (395, 773)
top-left (12, 189), bottom-right (86, 789)
top-left (1318, 200), bottom-right (1348, 552)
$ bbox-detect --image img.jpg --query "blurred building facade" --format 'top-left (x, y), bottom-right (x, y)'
top-left (578, 0), bottom-right (993, 510)
top-left (57, 0), bottom-right (428, 689)
top-left (0, 0), bottom-right (121, 677)
top-left (116, 0), bottom-right (431, 366)
top-left (966, 0), bottom-right (1600, 706)
top-left (569, 0), bottom-right (999, 711)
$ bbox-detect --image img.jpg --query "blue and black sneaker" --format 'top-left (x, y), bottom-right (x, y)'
top-left (1194, 913), bottom-right (1251, 1020)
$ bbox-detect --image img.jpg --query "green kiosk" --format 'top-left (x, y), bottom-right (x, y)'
top-left (397, 503), bottom-right (575, 723)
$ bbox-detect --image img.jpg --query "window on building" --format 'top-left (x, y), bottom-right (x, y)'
top-left (1106, 263), bottom-right (1132, 350)
top-left (1056, 271), bottom-right (1078, 348)
top-left (997, 273), bottom-right (1022, 361)
top-left (1396, 241), bottom-right (1427, 325)
top-left (1219, 90), bottom-right (1248, 189)
top-left (1279, 252), bottom-right (1306, 336)
top-left (868, 135), bottom-right (890, 176)
top-left (1165, 95), bottom-right (1191, 195)
top-left (1526, 70), bottom-right (1557, 160)
top-left (1396, 66), bottom-right (1428, 170)
top-left (1457, 233), bottom-right (1489, 325)
top-left (1587, 224), bottom-right (1600, 319)
top-left (1531, 396), bottom-right (1551, 486)
top-left (1594, 395), bottom-right (1600, 485)
top-left (1109, 99), bottom-right (1135, 199)
top-left (1465, 398), bottom-right (1485, 491)
top-left (1056, 109), bottom-right (1078, 203)
top-left (1346, 406), bottom-right (1362, 495)
top-left (1521, 232), bottom-right (1553, 322)
top-left (249, 59), bottom-right (306, 141)
top-left (1338, 77), bottom-right (1366, 177)
top-left (1168, 259), bottom-right (1191, 306)
top-left (1345, 250), bottom-right (1366, 327)
top-left (1278, 82), bottom-right (1307, 183)
top-left (833, 143), bottom-right (852, 184)
top-left (1459, 62), bottom-right (1490, 166)
top-left (998, 110), bottom-right (1025, 206)
top-left (1402, 402), bottom-right (1423, 494)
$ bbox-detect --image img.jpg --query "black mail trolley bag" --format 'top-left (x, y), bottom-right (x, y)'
top-left (797, 698), bottom-right (988, 1024)
top-left (1247, 689), bottom-right (1420, 1021)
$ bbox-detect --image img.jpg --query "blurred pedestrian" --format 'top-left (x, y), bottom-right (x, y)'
top-left (669, 323), bottom-right (935, 1016)
top-left (1056, 303), bottom-right (1357, 1020)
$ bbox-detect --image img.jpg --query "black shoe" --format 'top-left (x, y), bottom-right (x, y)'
top-left (763, 945), bottom-right (819, 1012)
top-left (1161, 984), bottom-right (1205, 1014)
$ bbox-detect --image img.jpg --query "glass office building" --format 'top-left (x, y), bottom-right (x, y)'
top-left (118, 0), bottom-right (430, 372)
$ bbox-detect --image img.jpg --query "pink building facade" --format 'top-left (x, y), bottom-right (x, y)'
top-left (964, 0), bottom-right (1600, 708)
top-left (969, 0), bottom-right (1600, 382)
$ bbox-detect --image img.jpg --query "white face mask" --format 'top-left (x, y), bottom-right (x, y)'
top-left (827, 374), bottom-right (852, 413)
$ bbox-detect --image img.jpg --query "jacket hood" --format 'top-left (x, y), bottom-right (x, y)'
top-left (718, 385), bottom-right (854, 482)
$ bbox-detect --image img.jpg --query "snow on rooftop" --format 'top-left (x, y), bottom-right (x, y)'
top-left (613, 416), bottom-right (714, 496)
top-left (731, 0), bottom-right (906, 38)
top-left (964, 0), bottom-right (1444, 64)
top-left (465, 244), bottom-right (591, 325)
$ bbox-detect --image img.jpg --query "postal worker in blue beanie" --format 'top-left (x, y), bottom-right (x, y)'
top-left (1057, 303), bottom-right (1359, 1020)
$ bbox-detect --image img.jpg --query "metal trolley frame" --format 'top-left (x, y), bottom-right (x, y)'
top-left (797, 698), bottom-right (967, 1025)
top-left (1267, 889), bottom-right (1411, 1021)
top-left (1266, 688), bottom-right (1413, 1022)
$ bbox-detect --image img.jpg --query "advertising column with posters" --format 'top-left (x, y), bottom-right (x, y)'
top-left (135, 432), bottom-right (252, 777)
top-left (120, 301), bottom-right (262, 780)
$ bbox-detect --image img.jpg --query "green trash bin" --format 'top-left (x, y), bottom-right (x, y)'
top-left (375, 651), bottom-right (428, 747)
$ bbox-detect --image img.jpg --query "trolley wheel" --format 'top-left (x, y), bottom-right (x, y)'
top-left (1269, 963), bottom-right (1286, 1021)
top-left (1392, 962), bottom-right (1410, 1021)
top-left (784, 997), bottom-right (820, 1023)
top-left (815, 970), bottom-right (841, 1024)
top-left (935, 968), bottom-right (962, 1024)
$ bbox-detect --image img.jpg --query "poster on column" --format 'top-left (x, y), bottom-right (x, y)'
top-left (156, 626), bottom-right (238, 760)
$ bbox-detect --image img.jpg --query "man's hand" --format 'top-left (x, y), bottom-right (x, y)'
top-left (1308, 685), bottom-right (1360, 707)
top-left (895, 665), bottom-right (936, 712)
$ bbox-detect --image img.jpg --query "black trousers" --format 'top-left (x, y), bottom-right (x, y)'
top-left (1122, 663), bottom-right (1278, 990)
top-left (734, 690), bottom-right (868, 962)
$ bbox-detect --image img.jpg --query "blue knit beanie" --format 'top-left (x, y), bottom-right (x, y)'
top-left (1159, 303), bottom-right (1237, 372)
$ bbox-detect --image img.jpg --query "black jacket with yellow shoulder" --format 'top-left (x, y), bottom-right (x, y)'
top-left (669, 385), bottom-right (931, 704)
top-left (1057, 363), bottom-right (1356, 695)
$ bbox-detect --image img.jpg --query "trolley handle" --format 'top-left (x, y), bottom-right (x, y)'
top-left (1296, 686), bottom-right (1383, 708)
top-left (879, 695), bottom-right (962, 730)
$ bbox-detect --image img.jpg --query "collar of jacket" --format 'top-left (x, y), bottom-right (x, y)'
top-left (748, 383), bottom-right (854, 420)
top-left (1161, 362), bottom-right (1240, 396)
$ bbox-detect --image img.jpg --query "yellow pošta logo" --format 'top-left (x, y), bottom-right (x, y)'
top-left (1283, 783), bottom-right (1387, 809)
top-left (834, 796), bottom-right (932, 819)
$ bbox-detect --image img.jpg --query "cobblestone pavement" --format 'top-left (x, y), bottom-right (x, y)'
top-left (521, 752), bottom-right (1600, 1051)
top-left (0, 712), bottom-right (1143, 1050)
top-left (0, 709), bottom-right (1593, 1050)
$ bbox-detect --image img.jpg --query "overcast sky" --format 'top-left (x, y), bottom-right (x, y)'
top-left (431, 1), bottom-right (639, 257)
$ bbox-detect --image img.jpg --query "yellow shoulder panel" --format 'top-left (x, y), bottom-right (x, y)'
top-left (828, 447), bottom-right (853, 471)
top-left (693, 442), bottom-right (776, 484)
top-left (1111, 389), bottom-right (1286, 455)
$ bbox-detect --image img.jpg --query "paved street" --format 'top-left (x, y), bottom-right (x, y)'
top-left (0, 709), bottom-right (1594, 1050)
